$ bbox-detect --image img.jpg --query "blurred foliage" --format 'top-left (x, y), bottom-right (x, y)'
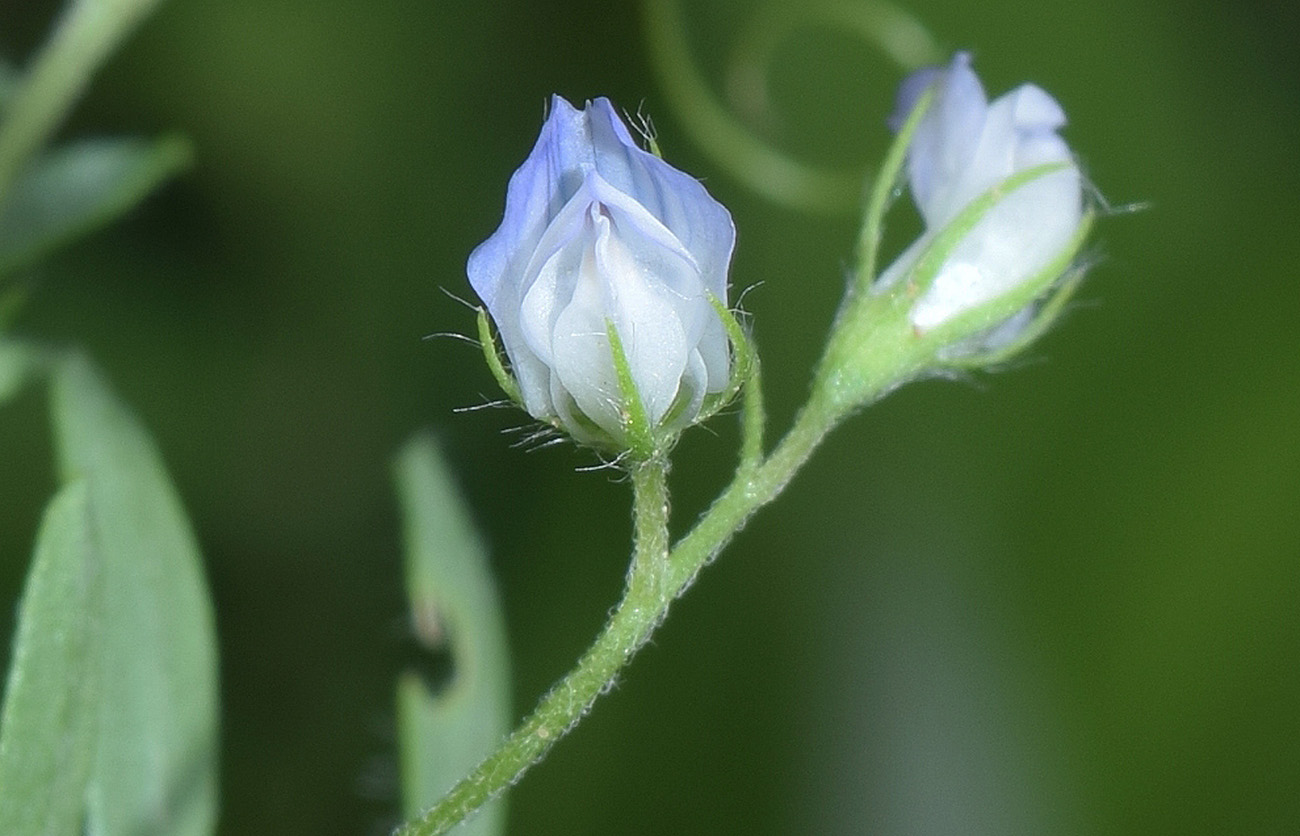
top-left (49, 352), bottom-right (219, 836)
top-left (1, 0), bottom-right (1297, 834)
top-left (0, 480), bottom-right (99, 836)
top-left (0, 135), bottom-right (192, 275)
top-left (393, 433), bottom-right (509, 833)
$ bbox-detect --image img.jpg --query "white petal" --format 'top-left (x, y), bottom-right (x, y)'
top-left (544, 202), bottom-right (698, 435)
top-left (911, 165), bottom-right (1081, 329)
top-left (548, 215), bottom-right (623, 437)
top-left (906, 52), bottom-right (988, 225)
top-left (695, 311), bottom-right (731, 393)
top-left (595, 212), bottom-right (695, 424)
top-left (584, 99), bottom-right (736, 304)
top-left (667, 349), bottom-right (709, 433)
top-left (1005, 84), bottom-right (1066, 131)
top-left (517, 185), bottom-right (600, 367)
top-left (468, 96), bottom-right (735, 444)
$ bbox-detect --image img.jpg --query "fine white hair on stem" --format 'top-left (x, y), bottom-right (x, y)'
top-left (732, 280), bottom-right (764, 311)
top-left (574, 453), bottom-right (628, 474)
top-left (1086, 180), bottom-right (1149, 217)
top-left (438, 285), bottom-right (480, 311)
top-left (627, 101), bottom-right (658, 151)
top-left (505, 423), bottom-right (566, 452)
top-left (423, 331), bottom-right (480, 347)
top-left (452, 398), bottom-right (514, 414)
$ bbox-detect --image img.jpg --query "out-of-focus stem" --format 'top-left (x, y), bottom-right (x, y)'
top-left (0, 0), bottom-right (164, 203)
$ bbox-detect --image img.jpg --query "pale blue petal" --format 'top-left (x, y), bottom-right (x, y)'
top-left (584, 99), bottom-right (735, 303)
top-left (887, 65), bottom-right (943, 132)
top-left (467, 96), bottom-right (588, 312)
top-left (881, 54), bottom-right (1085, 331)
top-left (905, 52), bottom-right (988, 225)
top-left (547, 206), bottom-right (692, 433)
top-left (467, 95), bottom-right (735, 444)
top-left (910, 165), bottom-right (1081, 329)
top-left (1006, 84), bottom-right (1066, 131)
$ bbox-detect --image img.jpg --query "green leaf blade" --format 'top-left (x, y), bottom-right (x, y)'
top-left (0, 339), bottom-right (39, 405)
top-left (0, 135), bottom-right (192, 276)
top-left (50, 352), bottom-right (218, 836)
top-left (0, 481), bottom-right (101, 836)
top-left (393, 433), bottom-right (511, 835)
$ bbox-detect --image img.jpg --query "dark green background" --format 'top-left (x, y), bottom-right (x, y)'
top-left (3, 0), bottom-right (1298, 833)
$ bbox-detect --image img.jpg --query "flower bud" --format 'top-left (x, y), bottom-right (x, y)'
top-left (812, 54), bottom-right (1093, 415)
top-left (877, 52), bottom-right (1085, 334)
top-left (468, 96), bottom-right (735, 452)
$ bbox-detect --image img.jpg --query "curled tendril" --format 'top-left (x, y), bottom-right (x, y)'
top-left (640, 0), bottom-right (941, 215)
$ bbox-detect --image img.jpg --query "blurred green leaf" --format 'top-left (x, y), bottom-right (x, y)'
top-left (0, 481), bottom-right (100, 836)
top-left (0, 61), bottom-right (18, 113)
top-left (393, 433), bottom-right (511, 833)
top-left (50, 352), bottom-right (218, 836)
top-left (0, 339), bottom-right (38, 405)
top-left (0, 284), bottom-right (26, 330)
top-left (0, 0), bottom-right (167, 202)
top-left (0, 135), bottom-right (192, 276)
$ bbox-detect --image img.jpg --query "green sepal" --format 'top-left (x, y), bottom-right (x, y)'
top-left (815, 165), bottom-right (1092, 415)
top-left (923, 208), bottom-right (1095, 360)
top-left (697, 292), bottom-right (755, 420)
top-left (898, 161), bottom-right (1075, 308)
top-left (853, 84), bottom-right (936, 297)
top-left (606, 320), bottom-right (656, 460)
top-left (476, 307), bottom-right (523, 405)
top-left (697, 292), bottom-right (766, 467)
top-left (937, 214), bottom-right (1094, 368)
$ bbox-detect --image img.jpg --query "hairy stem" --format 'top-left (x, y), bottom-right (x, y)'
top-left (394, 455), bottom-right (674, 836)
top-left (397, 389), bottom-right (849, 835)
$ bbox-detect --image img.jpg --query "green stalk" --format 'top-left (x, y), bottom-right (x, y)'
top-left (395, 455), bottom-right (674, 836)
top-left (397, 387), bottom-right (866, 835)
top-left (396, 53), bottom-right (951, 832)
top-left (0, 0), bottom-right (164, 204)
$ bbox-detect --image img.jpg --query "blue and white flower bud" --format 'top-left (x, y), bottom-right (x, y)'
top-left (469, 96), bottom-right (735, 450)
top-left (877, 52), bottom-right (1084, 332)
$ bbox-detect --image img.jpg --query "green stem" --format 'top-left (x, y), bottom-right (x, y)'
top-left (398, 389), bottom-right (853, 835)
top-left (738, 356), bottom-right (766, 474)
top-left (670, 397), bottom-right (839, 580)
top-left (639, 0), bottom-right (862, 214)
top-left (395, 455), bottom-right (674, 836)
top-left (395, 77), bottom-right (941, 826)
top-left (0, 0), bottom-right (164, 204)
top-left (852, 85), bottom-right (935, 298)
